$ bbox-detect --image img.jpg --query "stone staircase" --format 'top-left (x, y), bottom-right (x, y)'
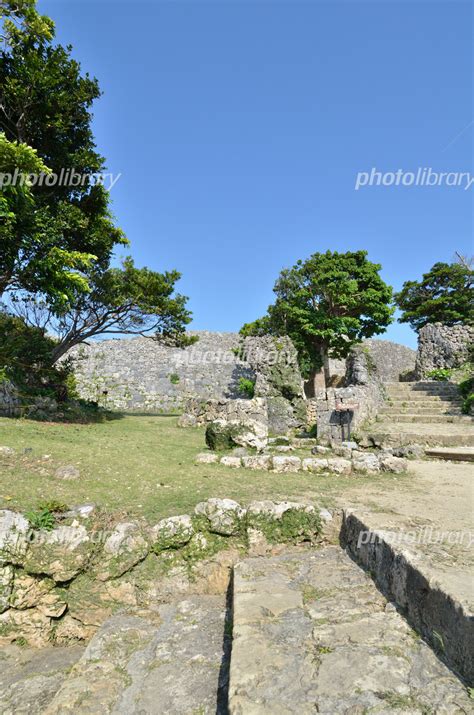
top-left (368, 381), bottom-right (474, 448)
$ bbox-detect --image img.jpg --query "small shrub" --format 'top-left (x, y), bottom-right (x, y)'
top-left (169, 373), bottom-right (180, 385)
top-left (459, 377), bottom-right (474, 414)
top-left (426, 368), bottom-right (452, 381)
top-left (238, 377), bottom-right (255, 399)
top-left (26, 508), bottom-right (56, 531)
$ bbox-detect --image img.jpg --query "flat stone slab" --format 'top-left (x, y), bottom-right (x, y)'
top-left (0, 644), bottom-right (85, 715)
top-left (45, 595), bottom-right (229, 714)
top-left (229, 547), bottom-right (471, 713)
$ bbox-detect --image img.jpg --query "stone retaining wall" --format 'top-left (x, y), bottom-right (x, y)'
top-left (0, 500), bottom-right (326, 647)
top-left (415, 323), bottom-right (474, 377)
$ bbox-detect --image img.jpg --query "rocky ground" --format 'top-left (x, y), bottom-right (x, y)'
top-left (230, 547), bottom-right (472, 714)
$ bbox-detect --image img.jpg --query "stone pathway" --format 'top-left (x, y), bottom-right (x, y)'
top-left (43, 595), bottom-right (230, 714)
top-left (368, 382), bottom-right (474, 447)
top-left (0, 644), bottom-right (84, 715)
top-left (229, 547), bottom-right (472, 714)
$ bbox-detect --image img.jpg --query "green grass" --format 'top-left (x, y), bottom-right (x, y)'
top-left (0, 415), bottom-right (395, 524)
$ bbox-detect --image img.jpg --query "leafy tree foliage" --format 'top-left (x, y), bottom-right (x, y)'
top-left (1, 0), bottom-right (195, 367)
top-left (0, 0), bottom-right (126, 306)
top-left (395, 262), bottom-right (474, 330)
top-left (241, 250), bottom-right (394, 382)
top-left (13, 258), bottom-right (196, 364)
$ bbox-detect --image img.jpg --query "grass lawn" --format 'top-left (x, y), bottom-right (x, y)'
top-left (0, 415), bottom-right (398, 523)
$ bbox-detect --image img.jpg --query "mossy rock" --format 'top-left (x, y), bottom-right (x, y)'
top-left (205, 420), bottom-right (247, 451)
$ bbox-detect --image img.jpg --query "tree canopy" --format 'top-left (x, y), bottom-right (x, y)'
top-left (395, 262), bottom-right (474, 331)
top-left (241, 250), bottom-right (394, 382)
top-left (1, 0), bottom-right (194, 374)
top-left (0, 0), bottom-right (126, 307)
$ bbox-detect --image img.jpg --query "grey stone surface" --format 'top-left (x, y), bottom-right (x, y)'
top-left (150, 514), bottom-right (194, 549)
top-left (195, 498), bottom-right (245, 536)
top-left (54, 465), bottom-right (80, 481)
top-left (229, 547), bottom-right (471, 714)
top-left (342, 510), bottom-right (474, 684)
top-left (44, 596), bottom-right (229, 715)
top-left (0, 644), bottom-right (85, 715)
top-left (416, 322), bottom-right (473, 377)
top-left (0, 510), bottom-right (30, 566)
top-left (68, 331), bottom-right (254, 412)
top-left (272, 456), bottom-right (301, 473)
top-left (0, 380), bottom-right (21, 417)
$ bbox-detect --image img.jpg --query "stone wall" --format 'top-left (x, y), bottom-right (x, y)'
top-left (69, 333), bottom-right (415, 414)
top-left (0, 380), bottom-right (20, 417)
top-left (307, 346), bottom-right (385, 443)
top-left (68, 332), bottom-right (254, 412)
top-left (328, 339), bottom-right (416, 383)
top-left (415, 323), bottom-right (474, 377)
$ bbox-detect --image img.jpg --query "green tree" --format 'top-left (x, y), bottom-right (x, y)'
top-left (395, 262), bottom-right (473, 331)
top-left (241, 250), bottom-right (394, 386)
top-left (13, 258), bottom-right (196, 364)
top-left (0, 0), bottom-right (126, 306)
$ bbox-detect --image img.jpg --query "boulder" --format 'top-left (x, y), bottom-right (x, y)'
top-left (23, 523), bottom-right (92, 582)
top-left (379, 455), bottom-right (409, 474)
top-left (0, 510), bottom-right (30, 566)
top-left (302, 458), bottom-right (329, 473)
top-left (352, 452), bottom-right (380, 473)
top-left (246, 501), bottom-right (321, 543)
top-left (392, 445), bottom-right (424, 460)
top-left (241, 455), bottom-right (273, 471)
top-left (55, 465), bottom-right (80, 481)
top-left (327, 458), bottom-right (352, 475)
top-left (0, 446), bottom-right (15, 456)
top-left (8, 571), bottom-right (55, 610)
top-left (195, 452), bottom-right (219, 464)
top-left (194, 498), bottom-right (245, 536)
top-left (150, 515), bottom-right (194, 551)
top-left (220, 456), bottom-right (242, 468)
top-left (205, 419), bottom-right (267, 452)
top-left (0, 565), bottom-right (13, 613)
top-left (272, 456), bottom-right (301, 473)
top-left (97, 522), bottom-right (149, 581)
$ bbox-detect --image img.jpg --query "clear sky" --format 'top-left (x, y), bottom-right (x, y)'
top-left (39, 0), bottom-right (473, 349)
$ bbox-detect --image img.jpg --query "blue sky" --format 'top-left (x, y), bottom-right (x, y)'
top-left (40, 0), bottom-right (473, 349)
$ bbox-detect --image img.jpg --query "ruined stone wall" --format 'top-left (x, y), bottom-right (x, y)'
top-left (68, 332), bottom-right (254, 412)
top-left (415, 323), bottom-right (473, 377)
top-left (68, 332), bottom-right (415, 417)
top-left (328, 339), bottom-right (416, 383)
top-left (307, 345), bottom-right (385, 443)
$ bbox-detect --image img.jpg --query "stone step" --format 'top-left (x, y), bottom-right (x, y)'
top-left (384, 381), bottom-right (460, 393)
top-left (341, 510), bottom-right (473, 684)
top-left (229, 547), bottom-right (471, 713)
top-left (377, 413), bottom-right (472, 424)
top-left (385, 392), bottom-right (462, 402)
top-left (44, 595), bottom-right (229, 715)
top-left (365, 423), bottom-right (474, 447)
top-left (424, 447), bottom-right (474, 462)
top-left (379, 404), bottom-right (462, 414)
